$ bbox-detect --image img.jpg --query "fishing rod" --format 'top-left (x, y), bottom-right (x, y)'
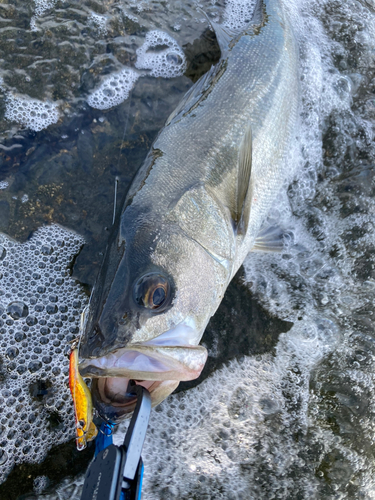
top-left (80, 381), bottom-right (151, 500)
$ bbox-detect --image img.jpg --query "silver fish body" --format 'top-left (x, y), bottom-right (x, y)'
top-left (79, 0), bottom-right (299, 421)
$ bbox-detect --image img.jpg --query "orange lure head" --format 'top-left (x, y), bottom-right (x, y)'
top-left (69, 348), bottom-right (98, 451)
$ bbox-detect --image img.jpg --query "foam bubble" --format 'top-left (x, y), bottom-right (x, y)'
top-left (33, 0), bottom-right (57, 18)
top-left (0, 181), bottom-right (9, 190)
top-left (135, 30), bottom-right (186, 78)
top-left (33, 475), bottom-right (49, 495)
top-left (31, 0), bottom-right (58, 31)
top-left (223, 0), bottom-right (257, 31)
top-left (87, 68), bottom-right (140, 110)
top-left (88, 12), bottom-right (108, 36)
top-left (0, 225), bottom-right (87, 483)
top-left (4, 96), bottom-right (59, 132)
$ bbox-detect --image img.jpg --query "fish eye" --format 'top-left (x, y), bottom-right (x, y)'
top-left (133, 273), bottom-right (171, 311)
top-left (77, 419), bottom-right (85, 429)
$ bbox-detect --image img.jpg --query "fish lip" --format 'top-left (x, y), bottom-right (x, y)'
top-left (79, 343), bottom-right (208, 381)
top-left (78, 322), bottom-right (207, 420)
top-left (91, 378), bottom-right (179, 421)
top-left (95, 378), bottom-right (162, 408)
top-left (78, 321), bottom-right (207, 381)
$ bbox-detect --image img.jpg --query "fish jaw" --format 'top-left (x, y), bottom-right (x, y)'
top-left (90, 378), bottom-right (179, 421)
top-left (79, 344), bottom-right (208, 382)
top-left (78, 322), bottom-right (208, 421)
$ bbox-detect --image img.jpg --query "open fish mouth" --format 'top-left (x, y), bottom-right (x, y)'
top-left (90, 377), bottom-right (179, 419)
top-left (78, 323), bottom-right (207, 419)
top-left (79, 344), bottom-right (207, 380)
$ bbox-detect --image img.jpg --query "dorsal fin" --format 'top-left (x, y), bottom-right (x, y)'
top-left (166, 59), bottom-right (228, 127)
top-left (206, 19), bottom-right (238, 57)
top-left (198, 8), bottom-right (237, 57)
top-left (234, 122), bottom-right (253, 235)
top-left (200, 0), bottom-right (265, 57)
top-left (251, 0), bottom-right (265, 26)
top-left (165, 65), bottom-right (217, 126)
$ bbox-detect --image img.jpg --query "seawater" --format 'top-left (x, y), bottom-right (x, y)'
top-left (1, 0), bottom-right (375, 498)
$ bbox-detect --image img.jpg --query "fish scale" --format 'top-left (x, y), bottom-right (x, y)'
top-left (123, 0), bottom-right (298, 263)
top-left (80, 0), bottom-right (299, 422)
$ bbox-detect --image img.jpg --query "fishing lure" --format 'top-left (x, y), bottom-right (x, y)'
top-left (69, 347), bottom-right (98, 451)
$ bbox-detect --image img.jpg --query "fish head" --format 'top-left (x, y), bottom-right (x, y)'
top-left (79, 208), bottom-right (230, 421)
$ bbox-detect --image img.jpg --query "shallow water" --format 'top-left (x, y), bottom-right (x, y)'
top-left (1, 0), bottom-right (375, 498)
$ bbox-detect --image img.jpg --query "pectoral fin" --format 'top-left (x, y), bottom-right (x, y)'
top-left (233, 123), bottom-right (253, 236)
top-left (252, 224), bottom-right (294, 253)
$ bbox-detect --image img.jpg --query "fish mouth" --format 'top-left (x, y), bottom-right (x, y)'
top-left (79, 343), bottom-right (207, 380)
top-left (78, 322), bottom-right (207, 420)
top-left (90, 377), bottom-right (179, 420)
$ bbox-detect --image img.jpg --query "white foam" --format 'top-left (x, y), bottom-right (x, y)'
top-left (31, 0), bottom-right (58, 31)
top-left (0, 225), bottom-right (87, 483)
top-left (33, 0), bottom-right (57, 18)
top-left (135, 30), bottom-right (186, 78)
top-left (88, 12), bottom-right (108, 36)
top-left (4, 95), bottom-right (59, 132)
top-left (223, 0), bottom-right (257, 30)
top-left (87, 68), bottom-right (140, 110)
top-left (0, 181), bottom-right (9, 190)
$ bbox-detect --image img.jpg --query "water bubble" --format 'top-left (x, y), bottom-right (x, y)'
top-left (5, 96), bottom-right (59, 132)
top-left (6, 302), bottom-right (29, 320)
top-left (46, 304), bottom-right (58, 315)
top-left (0, 247), bottom-right (6, 261)
top-left (14, 331), bottom-right (25, 342)
top-left (6, 347), bottom-right (19, 360)
top-left (166, 53), bottom-right (183, 65)
top-left (28, 413), bottom-right (36, 424)
top-left (28, 361), bottom-right (42, 374)
top-left (0, 450), bottom-right (8, 465)
top-left (135, 30), bottom-right (186, 78)
top-left (33, 475), bottom-right (49, 494)
top-left (26, 316), bottom-right (37, 326)
top-left (87, 68), bottom-right (139, 110)
top-left (259, 397), bottom-right (280, 415)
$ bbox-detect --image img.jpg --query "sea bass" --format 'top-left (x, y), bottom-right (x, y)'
top-left (79, 0), bottom-right (299, 421)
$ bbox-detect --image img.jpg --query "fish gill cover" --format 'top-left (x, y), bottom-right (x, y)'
top-left (1, 0), bottom-right (375, 499)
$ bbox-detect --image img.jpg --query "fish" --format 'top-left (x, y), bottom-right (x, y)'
top-left (69, 347), bottom-right (98, 450)
top-left (78, 0), bottom-right (299, 421)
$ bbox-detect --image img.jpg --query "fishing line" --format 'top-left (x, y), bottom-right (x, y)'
top-left (112, 5), bottom-right (134, 225)
top-left (112, 88), bottom-right (133, 225)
